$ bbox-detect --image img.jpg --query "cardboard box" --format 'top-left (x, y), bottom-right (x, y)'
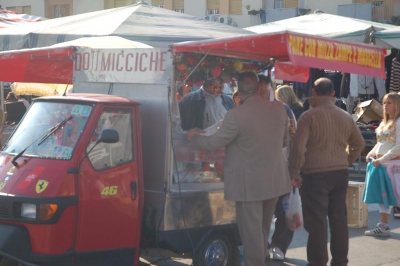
top-left (346, 181), bottom-right (368, 228)
top-left (352, 99), bottom-right (383, 124)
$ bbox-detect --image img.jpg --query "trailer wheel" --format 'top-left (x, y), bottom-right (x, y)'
top-left (193, 234), bottom-right (237, 266)
top-left (0, 257), bottom-right (22, 266)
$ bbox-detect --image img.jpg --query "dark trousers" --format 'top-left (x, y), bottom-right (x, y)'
top-left (301, 169), bottom-right (349, 266)
top-left (270, 193), bottom-right (294, 254)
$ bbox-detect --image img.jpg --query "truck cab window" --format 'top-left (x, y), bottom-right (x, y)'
top-left (3, 102), bottom-right (91, 160)
top-left (87, 109), bottom-right (134, 171)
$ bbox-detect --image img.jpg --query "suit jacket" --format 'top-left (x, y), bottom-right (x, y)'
top-left (191, 95), bottom-right (291, 202)
top-left (179, 89), bottom-right (235, 131)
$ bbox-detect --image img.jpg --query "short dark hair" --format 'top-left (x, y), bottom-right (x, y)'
top-left (238, 72), bottom-right (259, 96)
top-left (313, 78), bottom-right (334, 96)
top-left (258, 74), bottom-right (271, 85)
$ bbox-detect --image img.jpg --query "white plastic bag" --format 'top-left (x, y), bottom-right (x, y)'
top-left (285, 187), bottom-right (303, 231)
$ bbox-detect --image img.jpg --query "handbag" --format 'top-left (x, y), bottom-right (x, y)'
top-left (285, 187), bottom-right (304, 231)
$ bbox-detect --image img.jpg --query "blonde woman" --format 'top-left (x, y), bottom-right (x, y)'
top-left (365, 92), bottom-right (400, 236)
top-left (275, 85), bottom-right (303, 120)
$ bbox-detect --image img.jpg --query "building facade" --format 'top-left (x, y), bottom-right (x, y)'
top-left (1, 0), bottom-right (264, 27)
top-left (2, 0), bottom-right (400, 27)
top-left (339, 0), bottom-right (400, 22)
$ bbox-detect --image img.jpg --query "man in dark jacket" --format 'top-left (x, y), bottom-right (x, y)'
top-left (179, 78), bottom-right (235, 131)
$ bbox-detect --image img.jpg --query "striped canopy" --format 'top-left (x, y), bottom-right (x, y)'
top-left (0, 9), bottom-right (44, 28)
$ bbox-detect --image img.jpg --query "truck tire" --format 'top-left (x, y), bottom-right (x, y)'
top-left (193, 234), bottom-right (238, 266)
top-left (0, 257), bottom-right (21, 266)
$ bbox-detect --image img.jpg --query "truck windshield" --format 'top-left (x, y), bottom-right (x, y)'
top-left (2, 102), bottom-right (92, 160)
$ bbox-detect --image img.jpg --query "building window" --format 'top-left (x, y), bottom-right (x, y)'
top-left (207, 9), bottom-right (219, 15)
top-left (6, 6), bottom-right (16, 12)
top-left (274, 0), bottom-right (284, 9)
top-left (6, 6), bottom-right (31, 14)
top-left (207, 0), bottom-right (219, 15)
top-left (173, 0), bottom-right (184, 12)
top-left (47, 0), bottom-right (72, 18)
top-left (152, 0), bottom-right (164, 8)
top-left (372, 1), bottom-right (384, 7)
top-left (229, 0), bottom-right (242, 14)
top-left (104, 0), bottom-right (127, 9)
top-left (53, 5), bottom-right (70, 18)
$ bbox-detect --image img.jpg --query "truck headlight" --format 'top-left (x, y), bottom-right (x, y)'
top-left (21, 203), bottom-right (36, 219)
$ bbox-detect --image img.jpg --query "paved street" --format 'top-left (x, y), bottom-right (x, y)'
top-left (140, 203), bottom-right (400, 266)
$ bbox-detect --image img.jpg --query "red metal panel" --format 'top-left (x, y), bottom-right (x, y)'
top-left (0, 47), bottom-right (74, 83)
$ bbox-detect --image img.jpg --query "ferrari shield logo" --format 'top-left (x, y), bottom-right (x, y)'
top-left (35, 180), bottom-right (49, 194)
top-left (0, 182), bottom-right (5, 190)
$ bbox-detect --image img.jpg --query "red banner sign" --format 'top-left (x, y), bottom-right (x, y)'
top-left (286, 34), bottom-right (386, 78)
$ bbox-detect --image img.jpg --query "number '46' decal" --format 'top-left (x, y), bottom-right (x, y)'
top-left (101, 186), bottom-right (118, 196)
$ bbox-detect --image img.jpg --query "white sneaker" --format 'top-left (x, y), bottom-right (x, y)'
top-left (365, 223), bottom-right (391, 237)
top-left (272, 247), bottom-right (285, 261)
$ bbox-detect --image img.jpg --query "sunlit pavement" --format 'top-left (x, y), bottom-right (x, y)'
top-left (141, 203), bottom-right (400, 266)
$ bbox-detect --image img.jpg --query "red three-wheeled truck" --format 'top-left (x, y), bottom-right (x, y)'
top-left (0, 32), bottom-right (386, 266)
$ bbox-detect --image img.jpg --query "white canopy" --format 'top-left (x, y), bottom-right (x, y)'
top-left (245, 13), bottom-right (394, 44)
top-left (375, 27), bottom-right (400, 48)
top-left (0, 3), bottom-right (251, 50)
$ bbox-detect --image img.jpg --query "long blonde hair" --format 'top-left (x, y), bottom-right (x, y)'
top-left (275, 85), bottom-right (302, 107)
top-left (376, 92), bottom-right (400, 133)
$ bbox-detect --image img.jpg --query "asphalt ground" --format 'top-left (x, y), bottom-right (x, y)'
top-left (140, 203), bottom-right (400, 266)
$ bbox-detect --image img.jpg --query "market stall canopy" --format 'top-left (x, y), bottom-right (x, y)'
top-left (0, 36), bottom-right (153, 83)
top-left (0, 2), bottom-right (251, 51)
top-left (245, 13), bottom-right (394, 44)
top-left (0, 9), bottom-right (44, 28)
top-left (171, 31), bottom-right (386, 81)
top-left (374, 26), bottom-right (400, 48)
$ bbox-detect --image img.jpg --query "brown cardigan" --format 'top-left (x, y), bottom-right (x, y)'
top-left (288, 96), bottom-right (365, 179)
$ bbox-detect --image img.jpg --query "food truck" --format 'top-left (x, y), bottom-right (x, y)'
top-left (0, 32), bottom-right (386, 266)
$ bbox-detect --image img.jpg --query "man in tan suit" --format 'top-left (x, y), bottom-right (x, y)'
top-left (187, 72), bottom-right (292, 266)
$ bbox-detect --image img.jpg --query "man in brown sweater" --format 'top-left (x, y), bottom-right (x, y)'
top-left (289, 78), bottom-right (365, 266)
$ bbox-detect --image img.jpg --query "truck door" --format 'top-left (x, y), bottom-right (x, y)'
top-left (74, 107), bottom-right (141, 266)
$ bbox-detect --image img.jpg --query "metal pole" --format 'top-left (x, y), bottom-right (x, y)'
top-left (0, 82), bottom-right (4, 111)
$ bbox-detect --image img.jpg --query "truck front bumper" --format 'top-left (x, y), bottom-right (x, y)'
top-left (0, 224), bottom-right (72, 266)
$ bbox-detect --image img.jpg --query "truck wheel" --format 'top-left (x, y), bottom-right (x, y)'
top-left (193, 234), bottom-right (238, 266)
top-left (0, 258), bottom-right (21, 266)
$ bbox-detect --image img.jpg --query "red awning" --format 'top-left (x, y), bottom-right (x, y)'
top-left (172, 31), bottom-right (386, 79)
top-left (0, 46), bottom-right (74, 83)
top-left (0, 31), bottom-right (386, 84)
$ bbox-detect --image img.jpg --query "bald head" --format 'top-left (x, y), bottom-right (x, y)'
top-left (313, 78), bottom-right (334, 96)
top-left (237, 72), bottom-right (259, 97)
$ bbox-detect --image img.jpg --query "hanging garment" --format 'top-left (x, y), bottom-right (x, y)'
top-left (374, 78), bottom-right (386, 101)
top-left (389, 57), bottom-right (400, 93)
top-left (385, 49), bottom-right (398, 93)
top-left (340, 73), bottom-right (350, 98)
top-left (350, 74), bottom-right (375, 96)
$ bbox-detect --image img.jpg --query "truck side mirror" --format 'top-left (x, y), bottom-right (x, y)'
top-left (96, 129), bottom-right (119, 144)
top-left (68, 129), bottom-right (120, 175)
